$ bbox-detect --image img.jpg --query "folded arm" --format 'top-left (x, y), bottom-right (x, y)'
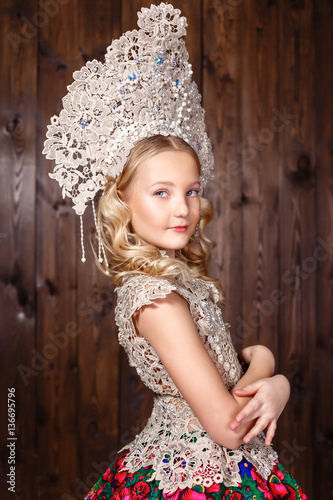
top-left (132, 291), bottom-right (279, 449)
top-left (231, 362), bottom-right (290, 446)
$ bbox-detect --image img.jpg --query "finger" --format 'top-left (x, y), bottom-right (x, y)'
top-left (234, 380), bottom-right (264, 397)
top-left (265, 420), bottom-right (277, 446)
top-left (234, 388), bottom-right (257, 397)
top-left (243, 417), bottom-right (269, 444)
top-left (232, 400), bottom-right (261, 427)
top-left (234, 385), bottom-right (257, 396)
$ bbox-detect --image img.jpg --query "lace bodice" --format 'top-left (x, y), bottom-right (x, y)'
top-left (115, 274), bottom-right (278, 492)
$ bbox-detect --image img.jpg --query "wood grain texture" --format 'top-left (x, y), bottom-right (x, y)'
top-left (203, 0), bottom-right (243, 335)
top-left (76, 0), bottom-right (122, 494)
top-left (0, 1), bottom-right (332, 499)
top-left (313, 0), bottom-right (333, 494)
top-left (277, 1), bottom-right (317, 494)
top-left (0, 1), bottom-right (38, 498)
top-left (37, 1), bottom-right (80, 497)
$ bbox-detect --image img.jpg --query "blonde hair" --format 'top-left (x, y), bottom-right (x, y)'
top-left (90, 135), bottom-right (221, 296)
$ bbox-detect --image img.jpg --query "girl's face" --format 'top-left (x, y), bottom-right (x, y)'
top-left (123, 150), bottom-right (201, 258)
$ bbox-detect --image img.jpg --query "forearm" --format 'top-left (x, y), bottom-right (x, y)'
top-left (231, 345), bottom-right (275, 407)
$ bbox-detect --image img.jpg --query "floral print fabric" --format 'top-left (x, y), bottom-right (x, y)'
top-left (84, 452), bottom-right (307, 500)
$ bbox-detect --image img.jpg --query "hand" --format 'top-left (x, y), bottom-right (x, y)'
top-left (238, 345), bottom-right (274, 368)
top-left (238, 346), bottom-right (256, 365)
top-left (230, 374), bottom-right (290, 446)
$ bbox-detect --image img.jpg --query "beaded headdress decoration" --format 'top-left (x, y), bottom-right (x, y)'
top-left (42, 2), bottom-right (214, 267)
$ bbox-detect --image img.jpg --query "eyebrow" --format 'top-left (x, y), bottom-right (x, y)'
top-left (149, 181), bottom-right (174, 187)
top-left (149, 181), bottom-right (200, 187)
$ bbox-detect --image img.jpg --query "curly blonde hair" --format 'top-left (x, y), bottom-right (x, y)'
top-left (90, 135), bottom-right (221, 295)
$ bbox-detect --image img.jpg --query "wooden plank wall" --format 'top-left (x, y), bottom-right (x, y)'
top-left (0, 0), bottom-right (332, 499)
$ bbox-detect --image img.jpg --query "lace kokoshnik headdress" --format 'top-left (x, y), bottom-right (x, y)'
top-left (42, 2), bottom-right (214, 271)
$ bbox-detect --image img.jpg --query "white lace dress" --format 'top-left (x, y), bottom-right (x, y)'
top-left (84, 273), bottom-right (308, 499)
top-left (112, 274), bottom-right (278, 493)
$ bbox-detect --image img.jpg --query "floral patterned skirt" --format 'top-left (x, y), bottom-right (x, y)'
top-left (83, 452), bottom-right (307, 500)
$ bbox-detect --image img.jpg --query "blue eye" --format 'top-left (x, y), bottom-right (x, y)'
top-left (187, 190), bottom-right (199, 197)
top-left (155, 190), bottom-right (168, 197)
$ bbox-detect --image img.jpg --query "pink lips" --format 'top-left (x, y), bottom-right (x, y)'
top-left (169, 226), bottom-right (188, 232)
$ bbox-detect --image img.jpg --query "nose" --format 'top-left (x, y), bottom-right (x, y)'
top-left (174, 195), bottom-right (190, 218)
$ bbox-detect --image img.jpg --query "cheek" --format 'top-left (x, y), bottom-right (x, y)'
top-left (192, 202), bottom-right (201, 225)
top-left (131, 199), bottom-right (160, 230)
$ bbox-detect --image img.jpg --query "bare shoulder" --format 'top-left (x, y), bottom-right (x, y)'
top-left (133, 290), bottom-right (193, 339)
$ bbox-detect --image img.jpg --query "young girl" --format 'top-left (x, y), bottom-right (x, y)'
top-left (42, 4), bottom-right (308, 499)
top-left (82, 134), bottom-right (307, 500)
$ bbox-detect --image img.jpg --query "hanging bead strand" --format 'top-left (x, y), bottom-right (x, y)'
top-left (101, 241), bottom-right (109, 275)
top-left (80, 215), bottom-right (86, 263)
top-left (92, 201), bottom-right (109, 275)
top-left (92, 201), bottom-right (103, 263)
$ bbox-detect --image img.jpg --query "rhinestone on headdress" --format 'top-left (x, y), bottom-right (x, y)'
top-left (42, 2), bottom-right (214, 217)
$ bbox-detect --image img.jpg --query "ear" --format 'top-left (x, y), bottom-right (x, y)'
top-left (117, 189), bottom-right (124, 201)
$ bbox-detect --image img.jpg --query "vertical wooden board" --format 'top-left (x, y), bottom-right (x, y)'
top-left (313, 0), bottom-right (333, 496)
top-left (0, 1), bottom-right (37, 498)
top-left (202, 0), bottom-right (243, 340)
top-left (277, 0), bottom-right (316, 494)
top-left (75, 271), bottom-right (121, 499)
top-left (37, 0), bottom-right (80, 497)
top-left (118, 0), bottom-right (202, 443)
top-left (236, 2), bottom-right (280, 358)
top-left (118, 350), bottom-right (154, 449)
top-left (75, 0), bottom-right (123, 495)
top-left (249, 3), bottom-right (280, 358)
top-left (238, 2), bottom-right (261, 350)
